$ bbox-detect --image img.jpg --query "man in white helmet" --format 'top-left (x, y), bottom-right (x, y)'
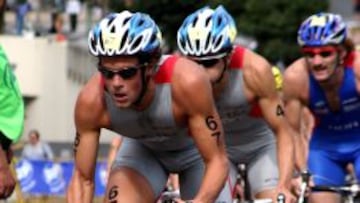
top-left (177, 5), bottom-right (297, 203)
top-left (66, 11), bottom-right (229, 203)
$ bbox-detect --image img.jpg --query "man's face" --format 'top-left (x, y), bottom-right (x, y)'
top-left (99, 56), bottom-right (145, 108)
top-left (29, 133), bottom-right (38, 145)
top-left (302, 45), bottom-right (342, 82)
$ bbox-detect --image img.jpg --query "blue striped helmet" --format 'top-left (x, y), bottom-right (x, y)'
top-left (88, 11), bottom-right (162, 57)
top-left (177, 5), bottom-right (237, 59)
top-left (298, 12), bottom-right (347, 47)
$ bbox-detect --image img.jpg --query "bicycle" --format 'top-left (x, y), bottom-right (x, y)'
top-left (311, 184), bottom-right (360, 203)
top-left (297, 170), bottom-right (360, 203)
top-left (158, 189), bottom-right (180, 203)
top-left (233, 163), bottom-right (286, 203)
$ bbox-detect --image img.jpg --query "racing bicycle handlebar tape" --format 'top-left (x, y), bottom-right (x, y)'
top-left (0, 45), bottom-right (25, 142)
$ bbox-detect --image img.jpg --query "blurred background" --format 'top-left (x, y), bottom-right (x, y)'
top-left (0, 0), bottom-right (359, 202)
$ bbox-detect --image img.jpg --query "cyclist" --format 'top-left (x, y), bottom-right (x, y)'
top-left (283, 12), bottom-right (360, 203)
top-left (66, 11), bottom-right (229, 203)
top-left (0, 44), bottom-right (25, 198)
top-left (177, 5), bottom-right (296, 203)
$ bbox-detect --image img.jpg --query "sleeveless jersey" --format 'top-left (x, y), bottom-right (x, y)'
top-left (217, 46), bottom-right (274, 149)
top-left (0, 45), bottom-right (24, 142)
top-left (309, 66), bottom-right (360, 151)
top-left (104, 55), bottom-right (193, 151)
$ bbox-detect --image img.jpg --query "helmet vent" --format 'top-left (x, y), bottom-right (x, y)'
top-left (332, 29), bottom-right (345, 40)
top-left (150, 34), bottom-right (156, 44)
top-left (195, 39), bottom-right (200, 50)
top-left (193, 17), bottom-right (198, 26)
top-left (99, 31), bottom-right (104, 50)
top-left (214, 35), bottom-right (223, 48)
top-left (205, 33), bottom-right (211, 47)
top-left (132, 36), bottom-right (143, 50)
top-left (205, 16), bottom-right (211, 26)
top-left (110, 25), bottom-right (115, 33)
top-left (123, 17), bottom-right (131, 25)
top-left (120, 30), bottom-right (129, 50)
top-left (90, 37), bottom-right (96, 51)
top-left (186, 35), bottom-right (193, 50)
top-left (138, 19), bottom-right (145, 27)
top-left (216, 17), bottom-right (222, 26)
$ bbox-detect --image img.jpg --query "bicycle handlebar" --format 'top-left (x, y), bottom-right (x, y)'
top-left (311, 184), bottom-right (360, 195)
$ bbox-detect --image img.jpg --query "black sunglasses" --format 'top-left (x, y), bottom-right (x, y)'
top-left (195, 58), bottom-right (220, 68)
top-left (98, 64), bottom-right (146, 80)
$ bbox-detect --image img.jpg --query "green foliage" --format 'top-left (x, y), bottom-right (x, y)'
top-left (109, 0), bottom-right (329, 65)
top-left (230, 0), bottom-right (329, 65)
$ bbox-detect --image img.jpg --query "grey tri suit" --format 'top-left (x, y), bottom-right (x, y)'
top-left (217, 46), bottom-right (279, 196)
top-left (108, 55), bottom-right (230, 201)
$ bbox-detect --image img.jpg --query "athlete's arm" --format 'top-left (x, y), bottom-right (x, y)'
top-left (282, 60), bottom-right (309, 172)
top-left (106, 136), bottom-right (122, 178)
top-left (173, 58), bottom-right (228, 203)
top-left (354, 51), bottom-right (360, 91)
top-left (0, 133), bottom-right (15, 199)
top-left (243, 51), bottom-right (295, 196)
top-left (67, 77), bottom-right (103, 203)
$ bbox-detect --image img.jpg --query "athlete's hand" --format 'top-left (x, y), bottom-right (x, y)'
top-left (291, 175), bottom-right (314, 198)
top-left (275, 186), bottom-right (296, 203)
top-left (0, 151), bottom-right (16, 199)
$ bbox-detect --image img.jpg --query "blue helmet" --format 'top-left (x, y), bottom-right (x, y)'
top-left (297, 12), bottom-right (347, 47)
top-left (177, 5), bottom-right (237, 59)
top-left (88, 11), bottom-right (162, 57)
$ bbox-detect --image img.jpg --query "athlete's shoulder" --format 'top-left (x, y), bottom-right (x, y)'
top-left (353, 51), bottom-right (360, 90)
top-left (283, 58), bottom-right (309, 100)
top-left (353, 50), bottom-right (360, 71)
top-left (173, 55), bottom-right (208, 84)
top-left (284, 58), bottom-right (308, 81)
top-left (75, 73), bottom-right (106, 129)
top-left (243, 48), bottom-right (270, 71)
top-left (171, 56), bottom-right (211, 103)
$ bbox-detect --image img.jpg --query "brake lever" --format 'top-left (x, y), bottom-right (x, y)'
top-left (298, 170), bottom-right (311, 203)
top-left (277, 193), bottom-right (286, 203)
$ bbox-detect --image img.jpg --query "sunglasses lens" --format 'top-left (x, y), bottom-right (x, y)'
top-left (99, 68), bottom-right (115, 79)
top-left (319, 51), bottom-right (333, 57)
top-left (119, 68), bottom-right (138, 79)
top-left (196, 59), bottom-right (220, 68)
top-left (303, 51), bottom-right (315, 58)
top-left (98, 66), bottom-right (140, 80)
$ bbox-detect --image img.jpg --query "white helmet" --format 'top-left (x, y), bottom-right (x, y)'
top-left (177, 5), bottom-right (237, 59)
top-left (88, 11), bottom-right (162, 57)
